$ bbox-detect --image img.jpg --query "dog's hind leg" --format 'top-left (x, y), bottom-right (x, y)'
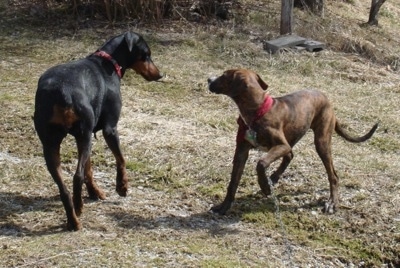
top-left (313, 123), bottom-right (339, 214)
top-left (257, 144), bottom-right (292, 196)
top-left (102, 126), bottom-right (128, 197)
top-left (42, 132), bottom-right (82, 231)
top-left (73, 132), bottom-right (93, 217)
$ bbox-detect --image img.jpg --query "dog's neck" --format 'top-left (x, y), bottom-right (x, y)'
top-left (93, 51), bottom-right (122, 78)
top-left (235, 93), bottom-right (274, 145)
top-left (236, 92), bottom-right (274, 127)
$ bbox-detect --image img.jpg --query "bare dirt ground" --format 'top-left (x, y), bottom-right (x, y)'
top-left (0, 0), bottom-right (399, 267)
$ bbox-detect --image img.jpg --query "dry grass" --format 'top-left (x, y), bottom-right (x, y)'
top-left (1, 0), bottom-right (399, 267)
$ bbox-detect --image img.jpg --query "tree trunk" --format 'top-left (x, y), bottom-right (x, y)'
top-left (103, 0), bottom-right (112, 22)
top-left (280, 0), bottom-right (294, 35)
top-left (316, 0), bottom-right (324, 17)
top-left (368, 0), bottom-right (387, 26)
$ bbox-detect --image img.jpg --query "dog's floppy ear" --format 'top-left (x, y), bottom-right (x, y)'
top-left (256, 74), bottom-right (268, 90)
top-left (124, 32), bottom-right (140, 52)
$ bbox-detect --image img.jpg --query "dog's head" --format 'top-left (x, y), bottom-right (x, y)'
top-left (208, 69), bottom-right (268, 98)
top-left (101, 32), bottom-right (163, 81)
top-left (123, 32), bottom-right (163, 81)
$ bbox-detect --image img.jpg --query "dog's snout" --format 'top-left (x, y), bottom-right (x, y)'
top-left (208, 76), bottom-right (221, 93)
top-left (157, 72), bottom-right (164, 80)
top-left (207, 76), bottom-right (217, 85)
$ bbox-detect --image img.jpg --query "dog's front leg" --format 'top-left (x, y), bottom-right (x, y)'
top-left (84, 157), bottom-right (106, 200)
top-left (211, 141), bottom-right (252, 215)
top-left (103, 126), bottom-right (128, 196)
top-left (257, 144), bottom-right (292, 196)
top-left (270, 152), bottom-right (294, 184)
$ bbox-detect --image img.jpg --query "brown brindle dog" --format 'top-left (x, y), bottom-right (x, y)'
top-left (207, 69), bottom-right (378, 215)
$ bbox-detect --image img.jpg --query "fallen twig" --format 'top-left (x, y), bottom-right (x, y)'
top-left (15, 247), bottom-right (101, 268)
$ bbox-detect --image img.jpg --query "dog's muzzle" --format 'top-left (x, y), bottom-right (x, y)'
top-left (207, 76), bottom-right (217, 85)
top-left (207, 76), bottom-right (218, 92)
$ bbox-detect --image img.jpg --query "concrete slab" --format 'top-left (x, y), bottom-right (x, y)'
top-left (297, 40), bottom-right (325, 52)
top-left (263, 35), bottom-right (307, 54)
top-left (263, 35), bottom-right (325, 54)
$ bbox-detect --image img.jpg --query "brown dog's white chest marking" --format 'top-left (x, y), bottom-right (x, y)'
top-left (242, 128), bottom-right (269, 151)
top-left (237, 95), bottom-right (274, 151)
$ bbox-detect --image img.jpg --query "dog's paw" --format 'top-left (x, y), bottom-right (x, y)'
top-left (116, 179), bottom-right (128, 197)
top-left (258, 180), bottom-right (272, 196)
top-left (210, 203), bottom-right (231, 215)
top-left (87, 187), bottom-right (106, 200)
top-left (116, 186), bottom-right (127, 197)
top-left (323, 201), bottom-right (336, 214)
top-left (67, 217), bottom-right (82, 231)
top-left (269, 172), bottom-right (280, 184)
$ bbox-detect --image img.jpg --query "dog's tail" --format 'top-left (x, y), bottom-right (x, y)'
top-left (335, 121), bottom-right (379, 143)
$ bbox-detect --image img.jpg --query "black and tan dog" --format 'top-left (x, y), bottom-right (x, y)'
top-left (34, 32), bottom-right (162, 231)
top-left (207, 69), bottom-right (378, 215)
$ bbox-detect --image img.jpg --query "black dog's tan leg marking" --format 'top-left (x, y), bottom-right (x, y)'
top-left (50, 105), bottom-right (79, 128)
top-left (211, 141), bottom-right (252, 215)
top-left (102, 127), bottom-right (128, 197)
top-left (43, 137), bottom-right (82, 231)
top-left (84, 156), bottom-right (106, 200)
top-left (257, 144), bottom-right (292, 196)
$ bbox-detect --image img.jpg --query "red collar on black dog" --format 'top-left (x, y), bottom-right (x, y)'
top-left (93, 51), bottom-right (122, 78)
top-left (236, 95), bottom-right (274, 143)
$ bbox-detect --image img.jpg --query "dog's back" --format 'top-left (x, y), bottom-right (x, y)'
top-left (36, 58), bottom-right (112, 104)
top-left (34, 57), bottom-right (119, 136)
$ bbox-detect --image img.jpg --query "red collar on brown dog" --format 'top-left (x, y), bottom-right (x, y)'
top-left (237, 95), bottom-right (274, 143)
top-left (254, 95), bottom-right (274, 122)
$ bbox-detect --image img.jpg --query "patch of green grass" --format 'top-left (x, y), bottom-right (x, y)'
top-left (205, 117), bottom-right (235, 132)
top-left (200, 258), bottom-right (242, 267)
top-left (0, 93), bottom-right (15, 101)
top-left (298, 59), bottom-right (316, 77)
top-left (239, 205), bottom-right (387, 265)
top-left (380, 7), bottom-right (396, 19)
top-left (307, 232), bottom-right (384, 265)
top-left (343, 180), bottom-right (362, 190)
top-left (241, 209), bottom-right (277, 226)
top-left (126, 159), bottom-right (148, 173)
top-left (350, 192), bottom-right (368, 203)
top-left (197, 183), bottom-right (225, 199)
top-left (369, 136), bottom-right (400, 153)
top-left (138, 163), bottom-right (194, 192)
top-left (284, 213), bottom-right (385, 265)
